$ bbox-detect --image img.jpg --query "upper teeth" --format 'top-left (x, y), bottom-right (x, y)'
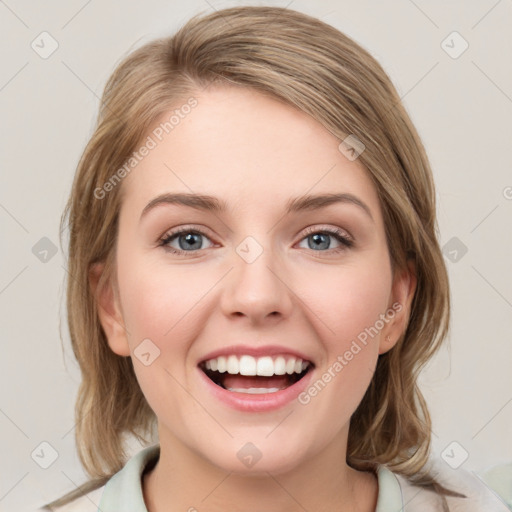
top-left (203, 355), bottom-right (310, 376)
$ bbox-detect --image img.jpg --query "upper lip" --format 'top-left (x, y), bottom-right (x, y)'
top-left (198, 345), bottom-right (314, 365)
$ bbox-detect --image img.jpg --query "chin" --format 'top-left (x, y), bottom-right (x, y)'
top-left (198, 434), bottom-right (313, 476)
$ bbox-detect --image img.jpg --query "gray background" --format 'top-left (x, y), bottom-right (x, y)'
top-left (1, 1), bottom-right (511, 510)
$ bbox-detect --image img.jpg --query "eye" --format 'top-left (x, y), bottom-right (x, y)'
top-left (297, 226), bottom-right (353, 253)
top-left (159, 226), bottom-right (214, 255)
top-left (159, 225), bottom-right (354, 256)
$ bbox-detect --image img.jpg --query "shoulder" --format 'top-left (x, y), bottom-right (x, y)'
top-left (392, 458), bottom-right (512, 512)
top-left (35, 444), bottom-right (160, 512)
top-left (37, 444), bottom-right (160, 512)
top-left (480, 462), bottom-right (512, 508)
top-left (34, 486), bottom-right (105, 512)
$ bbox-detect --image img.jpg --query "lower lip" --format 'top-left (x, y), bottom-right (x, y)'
top-left (197, 366), bottom-right (314, 412)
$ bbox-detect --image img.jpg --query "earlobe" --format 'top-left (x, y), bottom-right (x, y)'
top-left (379, 335), bottom-right (394, 354)
top-left (89, 263), bottom-right (131, 357)
top-left (379, 260), bottom-right (417, 355)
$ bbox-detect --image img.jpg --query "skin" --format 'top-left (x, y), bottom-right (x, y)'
top-left (91, 85), bottom-right (416, 512)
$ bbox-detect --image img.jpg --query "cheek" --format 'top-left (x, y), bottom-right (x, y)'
top-left (300, 260), bottom-right (392, 345)
top-left (115, 254), bottom-right (214, 418)
top-left (294, 255), bottom-right (392, 409)
top-left (117, 251), bottom-right (215, 348)
top-left (293, 279), bottom-right (390, 432)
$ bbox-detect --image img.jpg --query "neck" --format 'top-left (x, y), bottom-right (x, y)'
top-left (142, 427), bottom-right (378, 512)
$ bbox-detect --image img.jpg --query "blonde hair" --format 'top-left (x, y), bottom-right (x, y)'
top-left (48, 6), bottom-right (464, 510)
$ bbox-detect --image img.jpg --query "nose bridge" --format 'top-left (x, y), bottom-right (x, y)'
top-left (220, 234), bottom-right (293, 322)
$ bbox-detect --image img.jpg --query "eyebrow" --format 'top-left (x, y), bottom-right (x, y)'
top-left (140, 192), bottom-right (374, 222)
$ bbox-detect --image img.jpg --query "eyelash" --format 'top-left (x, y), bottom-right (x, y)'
top-left (159, 225), bottom-right (354, 256)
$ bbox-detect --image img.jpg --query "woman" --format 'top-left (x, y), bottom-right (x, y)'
top-left (42, 6), bottom-right (511, 511)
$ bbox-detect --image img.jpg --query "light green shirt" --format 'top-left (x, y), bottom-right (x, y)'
top-left (48, 445), bottom-right (512, 511)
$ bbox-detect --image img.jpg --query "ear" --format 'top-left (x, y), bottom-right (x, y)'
top-left (378, 259), bottom-right (417, 355)
top-left (89, 262), bottom-right (131, 357)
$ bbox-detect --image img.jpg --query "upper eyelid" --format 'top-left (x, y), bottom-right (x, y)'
top-left (301, 224), bottom-right (352, 239)
top-left (161, 225), bottom-right (216, 242)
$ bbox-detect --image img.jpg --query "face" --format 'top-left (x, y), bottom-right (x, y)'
top-left (94, 85), bottom-right (415, 475)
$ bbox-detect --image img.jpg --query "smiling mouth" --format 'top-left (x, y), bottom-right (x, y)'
top-left (199, 355), bottom-right (313, 394)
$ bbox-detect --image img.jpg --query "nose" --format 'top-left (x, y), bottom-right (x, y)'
top-left (220, 242), bottom-right (293, 325)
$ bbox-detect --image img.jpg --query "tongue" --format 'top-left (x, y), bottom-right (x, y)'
top-left (222, 374), bottom-right (291, 390)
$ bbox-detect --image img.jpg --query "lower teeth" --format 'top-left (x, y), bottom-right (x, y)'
top-left (226, 387), bottom-right (283, 394)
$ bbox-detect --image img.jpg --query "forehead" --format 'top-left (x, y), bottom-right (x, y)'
top-left (120, 86), bottom-right (382, 221)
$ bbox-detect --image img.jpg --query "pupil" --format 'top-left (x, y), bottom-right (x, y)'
top-left (180, 233), bottom-right (201, 250)
top-left (310, 233), bottom-right (330, 250)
